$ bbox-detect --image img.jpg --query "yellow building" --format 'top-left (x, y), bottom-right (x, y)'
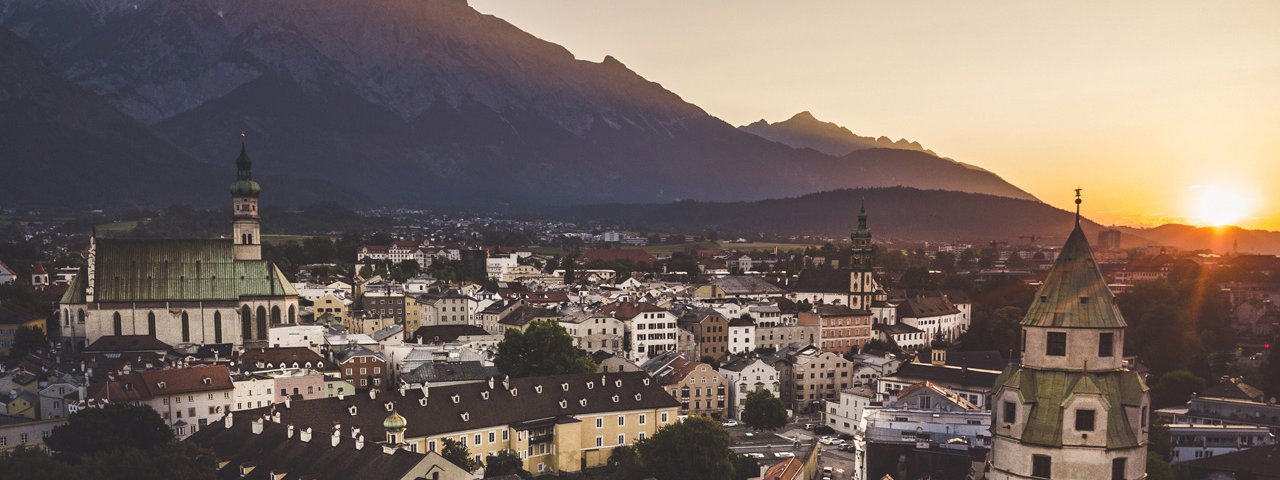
top-left (0, 303), bottom-right (47, 356)
top-left (239, 371), bottom-right (680, 476)
top-left (313, 293), bottom-right (349, 323)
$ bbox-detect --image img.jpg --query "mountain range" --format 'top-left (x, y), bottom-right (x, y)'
top-left (741, 111), bottom-right (936, 156)
top-left (0, 0), bottom-right (1032, 207)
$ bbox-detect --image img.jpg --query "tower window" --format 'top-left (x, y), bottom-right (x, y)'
top-left (1046, 332), bottom-right (1067, 356)
top-left (1111, 458), bottom-right (1126, 480)
top-left (1031, 455), bottom-right (1051, 478)
top-left (1075, 409), bottom-right (1095, 431)
top-left (1098, 332), bottom-right (1115, 357)
top-left (1002, 401), bottom-right (1017, 424)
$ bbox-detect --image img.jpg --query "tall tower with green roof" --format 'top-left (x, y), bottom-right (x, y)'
top-left (230, 139), bottom-right (262, 261)
top-left (988, 192), bottom-right (1149, 480)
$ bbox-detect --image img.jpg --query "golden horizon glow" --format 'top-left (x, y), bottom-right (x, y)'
top-left (472, 1), bottom-right (1280, 231)
top-left (1188, 185), bottom-right (1254, 228)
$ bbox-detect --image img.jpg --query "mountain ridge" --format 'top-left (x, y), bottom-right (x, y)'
top-left (1, 0), bottom-right (1040, 207)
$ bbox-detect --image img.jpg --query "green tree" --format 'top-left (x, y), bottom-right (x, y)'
top-left (484, 450), bottom-right (530, 479)
top-left (9, 325), bottom-right (47, 358)
top-left (0, 447), bottom-right (75, 480)
top-left (740, 389), bottom-right (787, 431)
top-left (494, 320), bottom-right (597, 378)
top-left (731, 454), bottom-right (760, 480)
top-left (1146, 452), bottom-right (1174, 480)
top-left (46, 404), bottom-right (173, 459)
top-left (1261, 345), bottom-right (1280, 401)
top-left (608, 445), bottom-right (647, 480)
top-left (563, 256), bottom-right (577, 284)
top-left (74, 443), bottom-right (217, 480)
top-left (637, 416), bottom-right (736, 480)
top-left (1150, 370), bottom-right (1206, 408)
top-left (441, 438), bottom-right (477, 472)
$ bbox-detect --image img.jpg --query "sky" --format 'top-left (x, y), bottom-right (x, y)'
top-left (471, 1), bottom-right (1280, 230)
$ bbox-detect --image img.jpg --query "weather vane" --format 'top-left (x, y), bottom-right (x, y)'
top-left (1074, 187), bottom-right (1083, 223)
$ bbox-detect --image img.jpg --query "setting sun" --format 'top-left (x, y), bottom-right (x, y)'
top-left (1190, 185), bottom-right (1253, 227)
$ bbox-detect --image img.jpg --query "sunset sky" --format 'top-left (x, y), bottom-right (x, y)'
top-left (472, 1), bottom-right (1280, 231)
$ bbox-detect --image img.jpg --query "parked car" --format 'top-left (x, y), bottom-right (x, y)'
top-left (774, 452), bottom-right (795, 458)
top-left (722, 419), bottom-right (739, 427)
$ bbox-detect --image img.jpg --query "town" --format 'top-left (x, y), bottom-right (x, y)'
top-left (0, 145), bottom-right (1276, 480)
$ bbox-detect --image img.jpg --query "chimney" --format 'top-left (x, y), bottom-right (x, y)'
top-left (284, 397), bottom-right (292, 409)
top-left (272, 410), bottom-right (281, 423)
top-left (331, 430), bottom-right (341, 447)
top-left (382, 444), bottom-right (398, 455)
top-left (351, 426), bottom-right (361, 439)
top-left (287, 424), bottom-right (295, 438)
top-left (487, 377), bottom-right (495, 389)
top-left (299, 427), bottom-right (313, 443)
top-left (224, 414), bottom-right (234, 429)
top-left (369, 388), bottom-right (377, 400)
top-left (355, 434), bottom-right (365, 450)
top-left (251, 417), bottom-right (264, 435)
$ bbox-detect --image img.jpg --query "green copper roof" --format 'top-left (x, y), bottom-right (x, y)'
top-left (1021, 224), bottom-right (1127, 328)
top-left (64, 238), bottom-right (295, 303)
top-left (229, 179), bottom-right (261, 197)
top-left (60, 266), bottom-right (87, 304)
top-left (994, 365), bottom-right (1147, 449)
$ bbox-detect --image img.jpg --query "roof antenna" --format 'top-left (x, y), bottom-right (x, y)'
top-left (1074, 187), bottom-right (1083, 225)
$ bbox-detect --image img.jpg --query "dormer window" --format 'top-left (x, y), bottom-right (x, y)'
top-left (561, 382), bottom-right (569, 391)
top-left (451, 394), bottom-right (461, 404)
top-left (1074, 409), bottom-right (1096, 431)
top-left (534, 385), bottom-right (543, 394)
top-left (1079, 296), bottom-right (1089, 304)
top-left (558, 400), bottom-right (568, 409)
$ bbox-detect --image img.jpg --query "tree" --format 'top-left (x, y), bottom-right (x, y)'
top-left (1261, 344), bottom-right (1280, 402)
top-left (441, 438), bottom-right (477, 472)
top-left (1150, 370), bottom-right (1206, 408)
top-left (484, 450), bottom-right (530, 479)
top-left (0, 447), bottom-right (75, 480)
top-left (563, 256), bottom-right (577, 284)
top-left (494, 320), bottom-right (597, 378)
top-left (731, 454), bottom-right (760, 480)
top-left (46, 404), bottom-right (173, 459)
top-left (10, 325), bottom-right (47, 358)
top-left (1146, 452), bottom-right (1174, 480)
top-left (637, 416), bottom-right (736, 480)
top-left (609, 445), bottom-right (647, 480)
top-left (740, 389), bottom-right (787, 431)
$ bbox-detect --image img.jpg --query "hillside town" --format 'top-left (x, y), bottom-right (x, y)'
top-left (1, 147), bottom-right (1278, 480)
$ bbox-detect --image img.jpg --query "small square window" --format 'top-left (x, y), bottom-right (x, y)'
top-left (1046, 332), bottom-right (1067, 356)
top-left (1075, 409), bottom-right (1096, 431)
top-left (1032, 454), bottom-right (1052, 478)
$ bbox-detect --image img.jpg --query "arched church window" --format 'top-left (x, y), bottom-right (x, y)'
top-left (181, 312), bottom-right (191, 343)
top-left (147, 312), bottom-right (156, 337)
top-left (241, 306), bottom-right (252, 340)
top-left (214, 312), bottom-right (223, 344)
top-left (256, 306), bottom-right (267, 340)
top-left (113, 313), bottom-right (122, 336)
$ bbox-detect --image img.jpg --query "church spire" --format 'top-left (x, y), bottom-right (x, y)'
top-left (1074, 187), bottom-right (1083, 225)
top-left (236, 131), bottom-right (253, 181)
top-left (858, 196), bottom-right (868, 231)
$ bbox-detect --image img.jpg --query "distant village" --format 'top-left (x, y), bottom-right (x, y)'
top-left (1, 147), bottom-right (1278, 480)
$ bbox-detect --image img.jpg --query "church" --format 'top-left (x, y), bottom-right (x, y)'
top-left (59, 142), bottom-right (299, 350)
top-left (987, 195), bottom-right (1149, 479)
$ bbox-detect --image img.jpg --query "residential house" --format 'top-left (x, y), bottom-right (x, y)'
top-left (797, 304), bottom-right (872, 354)
top-left (643, 352), bottom-right (728, 420)
top-left (719, 356), bottom-right (781, 420)
top-left (81, 365), bottom-right (235, 438)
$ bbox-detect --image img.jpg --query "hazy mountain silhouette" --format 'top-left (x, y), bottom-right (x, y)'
top-left (2, 0), bottom-right (1036, 207)
top-left (741, 111), bottom-right (935, 156)
top-left (566, 187), bottom-right (1104, 244)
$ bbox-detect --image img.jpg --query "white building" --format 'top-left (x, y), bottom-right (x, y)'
top-left (598, 302), bottom-right (678, 364)
top-left (719, 357), bottom-right (781, 420)
top-left (269, 324), bottom-right (329, 350)
top-left (727, 316), bottom-right (756, 355)
top-left (1166, 424), bottom-right (1275, 463)
top-left (823, 386), bottom-right (875, 436)
top-left (485, 254), bottom-right (521, 280)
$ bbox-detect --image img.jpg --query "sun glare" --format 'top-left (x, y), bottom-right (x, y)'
top-left (1190, 186), bottom-right (1252, 228)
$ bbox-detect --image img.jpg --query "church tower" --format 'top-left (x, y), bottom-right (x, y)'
top-left (230, 139), bottom-right (262, 261)
top-left (848, 198), bottom-right (876, 310)
top-left (988, 192), bottom-right (1149, 480)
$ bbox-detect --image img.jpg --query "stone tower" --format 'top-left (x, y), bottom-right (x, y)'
top-left (849, 198), bottom-right (876, 310)
top-left (988, 195), bottom-right (1149, 480)
top-left (230, 141), bottom-right (262, 261)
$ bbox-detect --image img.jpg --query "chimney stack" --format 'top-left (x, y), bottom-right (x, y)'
top-left (299, 427), bottom-right (313, 443)
top-left (251, 417), bottom-right (264, 435)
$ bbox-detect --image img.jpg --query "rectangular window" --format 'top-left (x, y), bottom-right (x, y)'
top-left (596, 417), bottom-right (603, 428)
top-left (1075, 409), bottom-right (1096, 431)
top-left (1111, 458), bottom-right (1126, 480)
top-left (1003, 401), bottom-right (1017, 424)
top-left (1032, 454), bottom-right (1052, 478)
top-left (475, 434), bottom-right (481, 445)
top-left (596, 436), bottom-right (603, 447)
top-left (617, 415), bottom-right (625, 426)
top-left (639, 414), bottom-right (646, 425)
top-left (1098, 332), bottom-right (1115, 357)
top-left (489, 432), bottom-right (495, 443)
top-left (1046, 332), bottom-right (1067, 356)
top-left (617, 434), bottom-right (625, 445)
